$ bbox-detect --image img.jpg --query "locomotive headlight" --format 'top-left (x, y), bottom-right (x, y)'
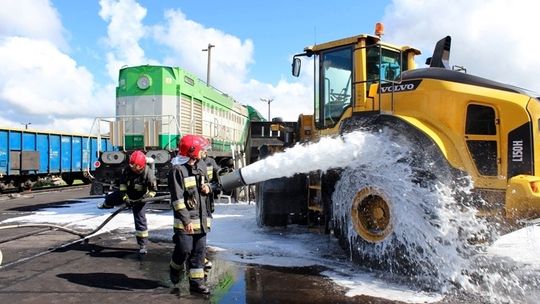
top-left (145, 150), bottom-right (171, 164)
top-left (137, 74), bottom-right (152, 90)
top-left (102, 151), bottom-right (126, 164)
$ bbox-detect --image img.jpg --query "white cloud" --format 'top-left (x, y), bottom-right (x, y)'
top-left (383, 0), bottom-right (540, 92)
top-left (0, 37), bottom-right (114, 131)
top-left (0, 1), bottom-right (115, 133)
top-left (151, 9), bottom-right (254, 92)
top-left (0, 38), bottom-right (93, 114)
top-left (0, 0), bottom-right (68, 50)
top-left (151, 9), bottom-right (313, 121)
top-left (99, 0), bottom-right (154, 80)
top-left (0, 0), bottom-right (312, 133)
top-left (233, 73), bottom-right (314, 121)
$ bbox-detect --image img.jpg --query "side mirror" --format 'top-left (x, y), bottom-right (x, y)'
top-left (292, 57), bottom-right (301, 77)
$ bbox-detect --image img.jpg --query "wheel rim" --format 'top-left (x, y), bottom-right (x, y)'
top-left (351, 187), bottom-right (392, 243)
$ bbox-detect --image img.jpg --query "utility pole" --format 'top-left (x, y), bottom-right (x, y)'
top-left (202, 43), bottom-right (215, 86)
top-left (21, 122), bottom-right (31, 130)
top-left (260, 98), bottom-right (274, 121)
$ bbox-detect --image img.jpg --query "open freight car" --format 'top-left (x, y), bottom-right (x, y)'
top-left (0, 127), bottom-right (113, 192)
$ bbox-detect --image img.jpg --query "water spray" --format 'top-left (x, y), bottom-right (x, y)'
top-left (220, 131), bottom-right (387, 191)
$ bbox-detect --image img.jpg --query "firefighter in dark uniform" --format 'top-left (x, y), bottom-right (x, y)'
top-left (168, 134), bottom-right (213, 294)
top-left (98, 150), bottom-right (156, 254)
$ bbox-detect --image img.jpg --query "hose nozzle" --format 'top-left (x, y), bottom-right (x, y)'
top-left (219, 169), bottom-right (247, 192)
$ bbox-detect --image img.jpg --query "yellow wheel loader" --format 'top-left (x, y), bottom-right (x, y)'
top-left (220, 24), bottom-right (540, 283)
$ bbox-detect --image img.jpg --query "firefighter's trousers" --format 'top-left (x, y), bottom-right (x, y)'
top-left (170, 232), bottom-right (207, 286)
top-left (105, 190), bottom-right (149, 247)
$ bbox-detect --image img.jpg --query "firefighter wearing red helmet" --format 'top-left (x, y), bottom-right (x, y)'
top-left (168, 134), bottom-right (214, 294)
top-left (98, 150), bottom-right (157, 254)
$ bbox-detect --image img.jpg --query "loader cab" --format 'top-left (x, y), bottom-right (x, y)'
top-left (292, 33), bottom-right (419, 132)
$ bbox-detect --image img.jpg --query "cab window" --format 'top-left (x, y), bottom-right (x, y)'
top-left (465, 104), bottom-right (499, 176)
top-left (366, 46), bottom-right (404, 85)
top-left (320, 47), bottom-right (353, 128)
top-left (466, 104), bottom-right (496, 135)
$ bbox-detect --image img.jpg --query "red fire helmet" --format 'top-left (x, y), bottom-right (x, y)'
top-left (129, 150), bottom-right (147, 171)
top-left (178, 134), bottom-right (206, 159)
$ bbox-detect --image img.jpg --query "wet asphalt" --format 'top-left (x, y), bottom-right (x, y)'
top-left (0, 186), bottom-right (403, 304)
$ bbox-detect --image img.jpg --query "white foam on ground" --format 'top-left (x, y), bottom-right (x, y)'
top-left (487, 223), bottom-right (540, 265)
top-left (1, 198), bottom-right (172, 236)
top-left (1, 200), bottom-right (447, 302)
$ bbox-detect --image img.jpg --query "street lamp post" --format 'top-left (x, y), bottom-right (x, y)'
top-left (21, 122), bottom-right (31, 130)
top-left (260, 98), bottom-right (274, 121)
top-left (202, 43), bottom-right (215, 86)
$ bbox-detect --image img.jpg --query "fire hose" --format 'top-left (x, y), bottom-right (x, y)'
top-left (0, 195), bottom-right (170, 266)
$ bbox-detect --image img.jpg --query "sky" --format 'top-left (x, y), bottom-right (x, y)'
top-left (1, 0), bottom-right (540, 134)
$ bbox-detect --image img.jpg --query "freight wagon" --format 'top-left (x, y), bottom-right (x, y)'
top-left (0, 127), bottom-right (113, 192)
top-left (90, 65), bottom-right (268, 196)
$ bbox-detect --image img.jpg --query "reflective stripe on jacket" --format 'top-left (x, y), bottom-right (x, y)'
top-left (119, 165), bottom-right (157, 200)
top-left (168, 161), bottom-right (211, 234)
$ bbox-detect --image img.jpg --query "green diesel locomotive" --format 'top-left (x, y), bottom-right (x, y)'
top-left (90, 65), bottom-right (266, 195)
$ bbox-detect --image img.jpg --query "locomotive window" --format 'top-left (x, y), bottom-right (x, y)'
top-left (466, 140), bottom-right (498, 176)
top-left (466, 104), bottom-right (496, 135)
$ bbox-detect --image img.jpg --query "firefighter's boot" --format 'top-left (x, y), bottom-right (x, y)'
top-left (204, 257), bottom-right (212, 270)
top-left (169, 261), bottom-right (185, 285)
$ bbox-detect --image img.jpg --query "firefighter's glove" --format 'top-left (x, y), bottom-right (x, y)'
top-left (200, 183), bottom-right (211, 195)
top-left (122, 194), bottom-right (132, 206)
top-left (143, 190), bottom-right (156, 200)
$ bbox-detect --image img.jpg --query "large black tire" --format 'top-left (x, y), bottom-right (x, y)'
top-left (330, 115), bottom-right (487, 289)
top-left (256, 174), bottom-right (308, 227)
